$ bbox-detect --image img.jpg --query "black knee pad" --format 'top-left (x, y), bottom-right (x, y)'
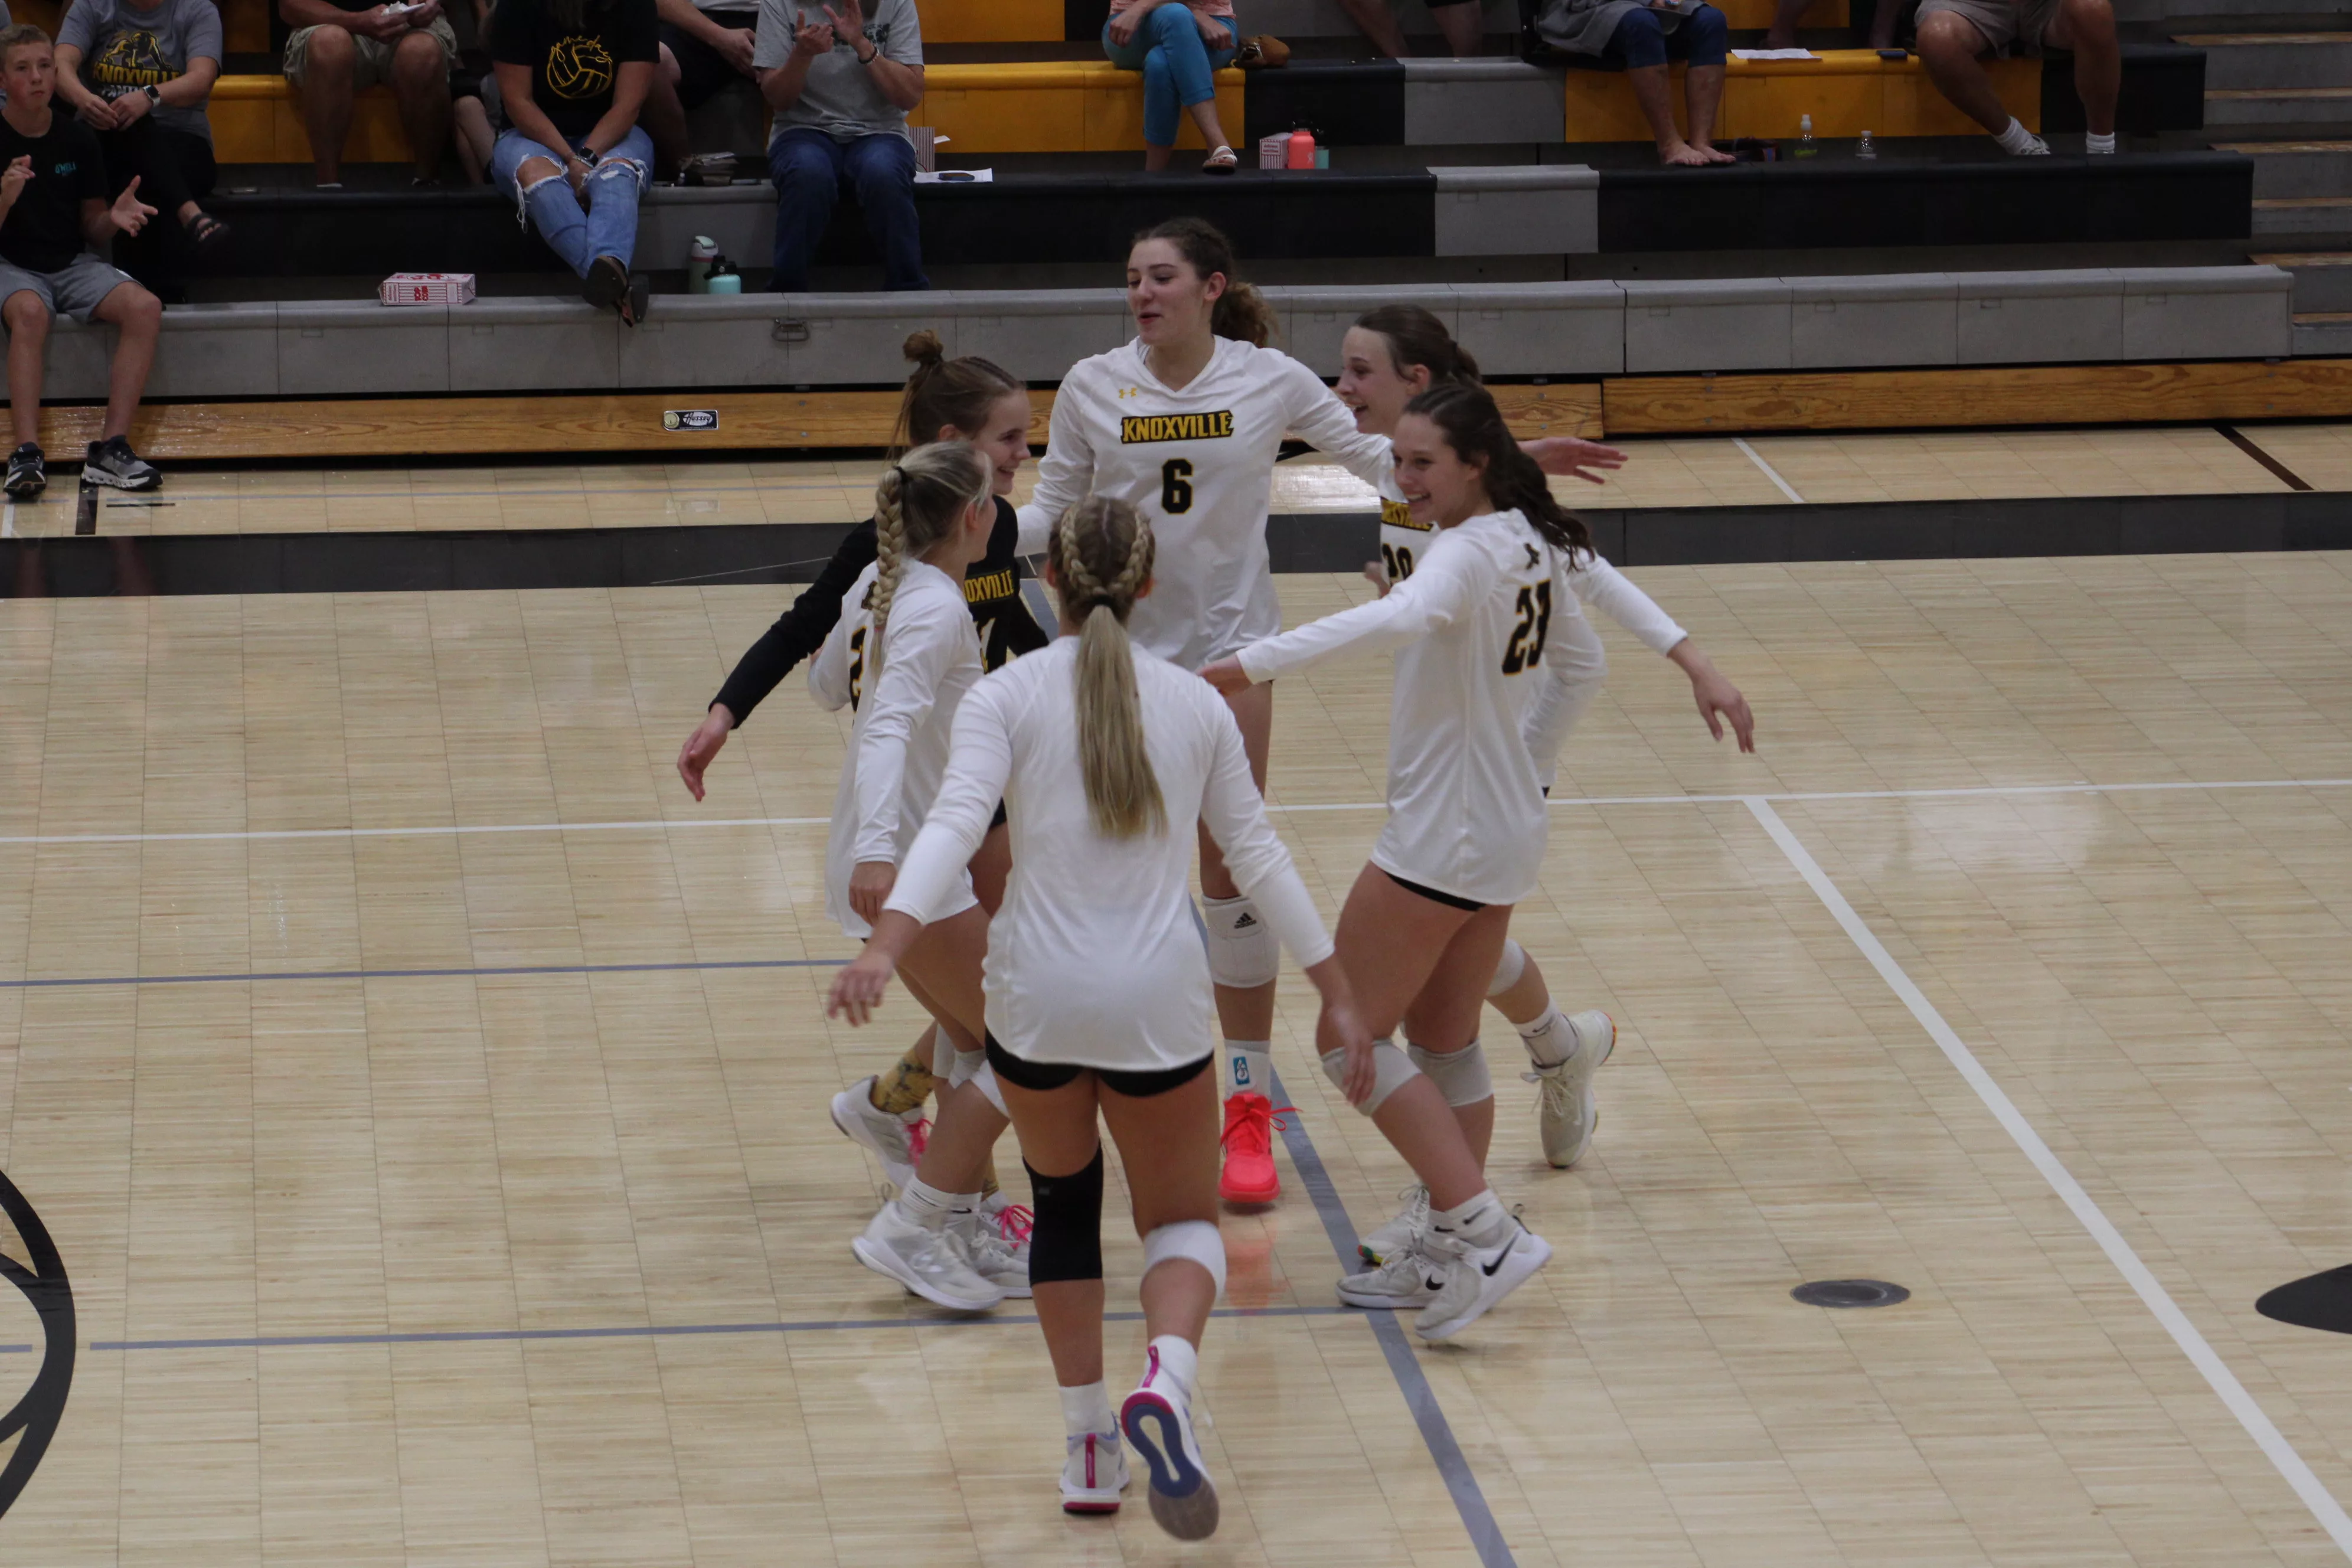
top-left (1025, 1149), bottom-right (1105, 1284)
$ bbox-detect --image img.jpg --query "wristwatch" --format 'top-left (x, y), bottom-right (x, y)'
top-left (141, 84), bottom-right (161, 104)
top-left (574, 146), bottom-right (600, 166)
top-left (855, 41), bottom-right (877, 62)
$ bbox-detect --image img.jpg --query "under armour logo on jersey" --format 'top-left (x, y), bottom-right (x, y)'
top-left (1118, 387), bottom-right (1141, 398)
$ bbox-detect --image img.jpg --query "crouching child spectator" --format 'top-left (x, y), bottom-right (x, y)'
top-left (490, 0), bottom-right (659, 323)
top-left (0, 24), bottom-right (163, 497)
top-left (54, 0), bottom-right (228, 302)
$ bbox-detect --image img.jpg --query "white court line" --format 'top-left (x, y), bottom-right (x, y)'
top-left (1745, 796), bottom-right (2352, 1560)
top-left (1734, 438), bottom-right (1806, 504)
top-left (7, 776), bottom-right (2352, 847)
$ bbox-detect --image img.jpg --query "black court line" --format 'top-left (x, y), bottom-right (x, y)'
top-left (93, 1304), bottom-right (1348, 1353)
top-left (1269, 1067), bottom-right (1518, 1568)
top-left (0, 1170), bottom-right (75, 1520)
top-left (2216, 424), bottom-right (2314, 491)
top-left (0, 958), bottom-right (840, 990)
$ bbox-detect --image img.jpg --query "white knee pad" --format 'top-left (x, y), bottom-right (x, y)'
top-left (947, 1047), bottom-right (1008, 1116)
top-left (1488, 938), bottom-right (1527, 999)
top-left (925, 1024), bottom-right (953, 1080)
top-left (1321, 1038), bottom-right (1420, 1115)
top-left (1407, 1040), bottom-right (1493, 1108)
top-left (1201, 896), bottom-right (1280, 988)
top-left (1141, 1219), bottom-right (1226, 1295)
top-left (969, 1059), bottom-right (1007, 1116)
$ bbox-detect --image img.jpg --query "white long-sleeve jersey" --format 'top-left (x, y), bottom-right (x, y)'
top-left (1018, 337), bottom-right (1396, 670)
top-left (1378, 477), bottom-right (1687, 788)
top-left (810, 558), bottom-right (984, 937)
top-left (1239, 508), bottom-right (1585, 907)
top-left (886, 638), bottom-right (1334, 1072)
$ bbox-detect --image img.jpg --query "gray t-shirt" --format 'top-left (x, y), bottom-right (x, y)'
top-left (57, 0), bottom-right (223, 142)
top-left (752, 0), bottom-right (919, 143)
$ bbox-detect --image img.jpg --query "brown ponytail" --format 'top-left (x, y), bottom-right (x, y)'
top-left (1402, 382), bottom-right (1592, 563)
top-left (892, 329), bottom-right (1025, 455)
top-left (1354, 304), bottom-right (1482, 388)
top-left (1047, 496), bottom-right (1166, 840)
top-left (1132, 217), bottom-right (1279, 348)
top-left (868, 441), bottom-right (994, 681)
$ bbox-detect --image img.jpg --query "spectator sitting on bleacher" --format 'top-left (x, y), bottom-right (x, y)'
top-left (1532, 0), bottom-right (1732, 166)
top-left (658, 0), bottom-right (757, 116)
top-left (1103, 0), bottom-right (1238, 171)
top-left (0, 24), bottom-right (164, 497)
top-left (1337, 0), bottom-right (1481, 59)
top-left (53, 0), bottom-right (226, 298)
top-left (489, 0), bottom-right (658, 322)
top-left (280, 0), bottom-right (456, 187)
top-left (756, 0), bottom-right (923, 292)
top-left (1912, 0), bottom-right (2118, 156)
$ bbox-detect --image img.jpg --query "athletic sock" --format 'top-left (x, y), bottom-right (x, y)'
top-left (872, 1029), bottom-right (939, 1115)
top-left (1517, 1007), bottom-right (1577, 1070)
top-left (1060, 1380), bottom-right (1116, 1438)
top-left (1146, 1333), bottom-right (1200, 1395)
top-left (1432, 1189), bottom-right (1513, 1250)
top-left (2085, 130), bottom-right (2116, 154)
top-left (1995, 116), bottom-right (2047, 156)
top-left (979, 1154), bottom-right (1000, 1200)
top-left (1226, 1040), bottom-right (1274, 1099)
top-left (899, 1177), bottom-right (968, 1227)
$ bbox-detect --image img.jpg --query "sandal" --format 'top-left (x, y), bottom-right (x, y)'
top-left (1202, 145), bottom-right (1238, 174)
top-left (182, 211), bottom-right (229, 253)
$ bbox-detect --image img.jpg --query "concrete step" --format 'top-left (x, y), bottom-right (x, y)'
top-left (2255, 250), bottom-right (2352, 309)
top-left (2255, 195), bottom-right (2352, 232)
top-left (2216, 139), bottom-right (2352, 196)
top-left (2174, 32), bottom-right (2352, 88)
top-left (2293, 309), bottom-right (2352, 352)
top-left (2206, 86), bottom-right (2352, 125)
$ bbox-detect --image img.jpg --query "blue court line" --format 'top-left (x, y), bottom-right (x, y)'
top-left (91, 1305), bottom-right (1344, 1354)
top-left (0, 958), bottom-right (840, 991)
top-left (1269, 1067), bottom-right (1519, 1568)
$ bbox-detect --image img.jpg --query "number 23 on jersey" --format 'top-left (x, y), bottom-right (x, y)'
top-left (1502, 579), bottom-right (1553, 675)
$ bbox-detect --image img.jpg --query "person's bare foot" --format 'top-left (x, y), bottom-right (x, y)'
top-left (1687, 139), bottom-right (1738, 164)
top-left (1660, 139), bottom-right (1717, 166)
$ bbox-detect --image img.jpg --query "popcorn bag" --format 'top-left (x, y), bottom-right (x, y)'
top-left (378, 273), bottom-right (479, 306)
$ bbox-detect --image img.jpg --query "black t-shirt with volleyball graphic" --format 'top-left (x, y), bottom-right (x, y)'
top-left (490, 0), bottom-right (659, 141)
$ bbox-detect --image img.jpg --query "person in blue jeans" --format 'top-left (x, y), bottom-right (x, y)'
top-left (756, 0), bottom-right (926, 292)
top-left (1102, 0), bottom-right (1236, 172)
top-left (489, 0), bottom-right (660, 321)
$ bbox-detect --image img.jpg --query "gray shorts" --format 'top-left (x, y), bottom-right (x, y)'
top-left (1916, 0), bottom-right (2063, 54)
top-left (0, 253), bottom-right (137, 325)
top-left (285, 17), bottom-right (459, 88)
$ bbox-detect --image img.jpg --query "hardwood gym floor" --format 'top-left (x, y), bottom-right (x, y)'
top-left (2, 551), bottom-right (2351, 1565)
top-left (0, 422), bottom-right (2332, 540)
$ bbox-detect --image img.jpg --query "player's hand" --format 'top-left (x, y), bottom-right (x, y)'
top-left (827, 945), bottom-right (897, 1025)
top-left (849, 860), bottom-right (896, 923)
top-left (1524, 435), bottom-right (1628, 485)
top-left (1106, 6), bottom-right (1141, 44)
top-left (792, 14), bottom-right (834, 57)
top-left (1, 155), bottom-right (33, 204)
top-left (677, 705), bottom-right (734, 800)
top-left (1360, 560), bottom-right (1393, 597)
top-left (1690, 665), bottom-right (1755, 752)
top-left (110, 177), bottom-right (156, 236)
top-left (1316, 1000), bottom-right (1374, 1105)
top-left (1197, 658), bottom-right (1252, 696)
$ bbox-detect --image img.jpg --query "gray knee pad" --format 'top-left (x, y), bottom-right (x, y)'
top-left (1408, 1039), bottom-right (1493, 1108)
top-left (1202, 895), bottom-right (1280, 989)
top-left (1320, 1038), bottom-right (1420, 1115)
top-left (1488, 938), bottom-right (1527, 998)
top-left (1141, 1219), bottom-right (1226, 1296)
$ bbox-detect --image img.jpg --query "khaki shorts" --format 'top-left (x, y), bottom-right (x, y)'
top-left (1915, 0), bottom-right (2063, 54)
top-left (285, 16), bottom-right (459, 88)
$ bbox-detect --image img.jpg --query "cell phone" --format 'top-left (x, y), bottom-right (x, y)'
top-left (1876, 46), bottom-right (1907, 58)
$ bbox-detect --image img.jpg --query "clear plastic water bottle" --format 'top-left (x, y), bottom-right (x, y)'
top-left (1857, 129), bottom-right (1876, 159)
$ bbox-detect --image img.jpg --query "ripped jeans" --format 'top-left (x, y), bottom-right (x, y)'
top-left (491, 125), bottom-right (653, 279)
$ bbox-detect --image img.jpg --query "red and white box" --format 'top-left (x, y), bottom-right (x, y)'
top-left (378, 272), bottom-right (478, 306)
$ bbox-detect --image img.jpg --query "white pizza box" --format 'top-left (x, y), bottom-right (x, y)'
top-left (378, 272), bottom-right (479, 306)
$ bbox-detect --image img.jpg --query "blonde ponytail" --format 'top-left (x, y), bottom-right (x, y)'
top-left (865, 441), bottom-right (992, 681)
top-left (1050, 497), bottom-right (1164, 839)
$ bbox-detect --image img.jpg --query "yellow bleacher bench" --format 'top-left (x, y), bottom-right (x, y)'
top-left (1566, 48), bottom-right (2039, 142)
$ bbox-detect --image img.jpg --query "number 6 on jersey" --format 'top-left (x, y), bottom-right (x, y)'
top-left (1159, 458), bottom-right (1194, 514)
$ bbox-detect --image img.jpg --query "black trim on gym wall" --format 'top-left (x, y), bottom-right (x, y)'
top-left (0, 1170), bottom-right (74, 1521)
top-left (2043, 43), bottom-right (2206, 135)
top-left (1064, 0), bottom-right (1111, 41)
top-left (1242, 61), bottom-right (1409, 148)
top-left (1595, 153), bottom-right (2250, 253)
top-left (907, 171), bottom-right (1440, 263)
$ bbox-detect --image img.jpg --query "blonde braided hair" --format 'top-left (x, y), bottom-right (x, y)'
top-left (867, 442), bottom-right (992, 681)
top-left (1048, 496), bottom-right (1164, 839)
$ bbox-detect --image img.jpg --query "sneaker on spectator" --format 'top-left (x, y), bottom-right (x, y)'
top-left (5, 443), bottom-right (44, 498)
top-left (83, 436), bottom-right (159, 492)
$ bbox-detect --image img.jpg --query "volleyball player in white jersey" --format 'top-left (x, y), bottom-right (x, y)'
top-left (810, 442), bottom-right (1024, 1311)
top-left (1014, 217), bottom-right (1395, 1207)
top-left (1334, 306), bottom-right (1757, 1266)
top-left (829, 496), bottom-right (1369, 1538)
top-left (1203, 383), bottom-right (1619, 1338)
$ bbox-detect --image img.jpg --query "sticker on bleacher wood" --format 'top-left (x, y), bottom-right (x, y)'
top-left (664, 410), bottom-right (720, 432)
